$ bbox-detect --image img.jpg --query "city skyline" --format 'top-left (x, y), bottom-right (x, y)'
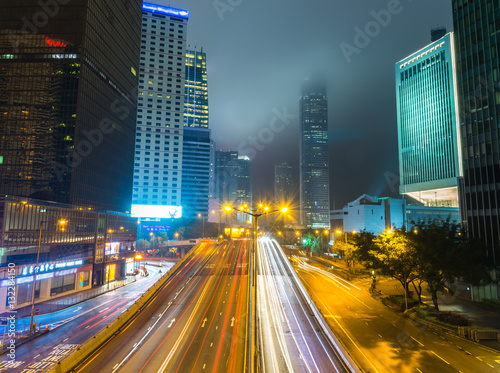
top-left (152, 0), bottom-right (453, 208)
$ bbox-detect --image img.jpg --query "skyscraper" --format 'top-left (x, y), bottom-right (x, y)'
top-left (452, 0), bottom-right (500, 300)
top-left (131, 3), bottom-right (189, 220)
top-left (181, 48), bottom-right (210, 219)
top-left (236, 155), bottom-right (252, 224)
top-left (275, 162), bottom-right (293, 206)
top-left (0, 0), bottom-right (142, 212)
top-left (299, 81), bottom-right (330, 229)
top-left (215, 150), bottom-right (239, 206)
top-left (396, 32), bottom-right (462, 208)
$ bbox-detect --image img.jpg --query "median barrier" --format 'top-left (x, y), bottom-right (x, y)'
top-left (47, 242), bottom-right (204, 373)
top-left (275, 240), bottom-right (362, 373)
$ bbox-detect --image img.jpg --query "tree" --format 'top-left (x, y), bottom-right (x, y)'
top-left (410, 218), bottom-right (491, 311)
top-left (350, 230), bottom-right (379, 267)
top-left (372, 229), bottom-right (418, 303)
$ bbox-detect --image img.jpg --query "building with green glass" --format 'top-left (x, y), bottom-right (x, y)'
top-left (396, 32), bottom-right (463, 208)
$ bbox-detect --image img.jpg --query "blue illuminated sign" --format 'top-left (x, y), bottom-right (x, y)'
top-left (142, 2), bottom-right (189, 20)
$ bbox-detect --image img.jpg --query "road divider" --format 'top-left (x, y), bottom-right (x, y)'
top-left (274, 240), bottom-right (362, 373)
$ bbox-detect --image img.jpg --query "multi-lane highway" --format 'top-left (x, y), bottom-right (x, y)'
top-left (73, 239), bottom-right (250, 373)
top-left (256, 238), bottom-right (352, 373)
top-left (0, 263), bottom-right (172, 373)
top-left (292, 253), bottom-right (500, 373)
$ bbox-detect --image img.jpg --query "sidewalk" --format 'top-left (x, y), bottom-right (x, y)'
top-left (0, 276), bottom-right (137, 319)
top-left (373, 276), bottom-right (500, 331)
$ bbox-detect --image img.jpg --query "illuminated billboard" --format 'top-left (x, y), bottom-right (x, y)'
top-left (131, 204), bottom-right (182, 219)
top-left (142, 2), bottom-right (189, 19)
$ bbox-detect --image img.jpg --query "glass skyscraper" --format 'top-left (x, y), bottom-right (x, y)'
top-left (0, 0), bottom-right (142, 212)
top-left (131, 3), bottom-right (189, 220)
top-left (181, 48), bottom-right (211, 219)
top-left (396, 32), bottom-right (463, 207)
top-left (299, 81), bottom-right (330, 229)
top-left (275, 162), bottom-right (293, 206)
top-left (453, 0), bottom-right (500, 300)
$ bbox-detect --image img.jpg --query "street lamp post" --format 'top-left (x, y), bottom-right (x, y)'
top-left (198, 213), bottom-right (205, 239)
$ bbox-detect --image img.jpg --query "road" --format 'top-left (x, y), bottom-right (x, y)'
top-left (292, 253), bottom-right (500, 373)
top-left (0, 263), bottom-right (172, 372)
top-left (256, 238), bottom-right (352, 373)
top-left (73, 239), bottom-right (250, 373)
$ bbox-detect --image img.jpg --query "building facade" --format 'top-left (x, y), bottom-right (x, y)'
top-left (396, 32), bottom-right (462, 208)
top-left (0, 195), bottom-right (138, 313)
top-left (236, 156), bottom-right (252, 224)
top-left (0, 0), bottom-right (142, 212)
top-left (452, 0), bottom-right (500, 300)
top-left (275, 162), bottom-right (294, 206)
top-left (333, 194), bottom-right (460, 235)
top-left (181, 48), bottom-right (210, 219)
top-left (215, 150), bottom-right (239, 225)
top-left (131, 3), bottom-right (189, 220)
top-left (299, 81), bottom-right (330, 229)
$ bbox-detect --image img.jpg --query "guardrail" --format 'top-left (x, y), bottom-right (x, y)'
top-left (275, 240), bottom-right (362, 373)
top-left (47, 242), bottom-right (202, 373)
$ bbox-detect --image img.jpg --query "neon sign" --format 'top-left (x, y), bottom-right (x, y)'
top-left (142, 2), bottom-right (189, 19)
top-left (45, 38), bottom-right (67, 48)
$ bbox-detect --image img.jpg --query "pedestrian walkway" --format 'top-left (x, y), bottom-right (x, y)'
top-left (372, 276), bottom-right (500, 331)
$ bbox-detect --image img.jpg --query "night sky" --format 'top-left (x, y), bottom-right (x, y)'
top-left (156, 0), bottom-right (453, 208)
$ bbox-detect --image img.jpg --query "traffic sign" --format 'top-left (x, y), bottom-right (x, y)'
top-left (35, 308), bottom-right (40, 315)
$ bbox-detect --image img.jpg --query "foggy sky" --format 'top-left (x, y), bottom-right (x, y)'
top-left (156, 0), bottom-right (453, 209)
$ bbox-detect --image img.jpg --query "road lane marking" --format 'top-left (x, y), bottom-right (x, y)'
top-left (411, 336), bottom-right (424, 347)
top-left (432, 351), bottom-right (450, 365)
top-left (416, 368), bottom-right (423, 373)
top-left (378, 334), bottom-right (383, 338)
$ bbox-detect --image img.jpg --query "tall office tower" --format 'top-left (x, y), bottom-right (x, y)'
top-left (299, 81), bottom-right (330, 229)
top-left (236, 156), bottom-right (252, 224)
top-left (181, 48), bottom-right (210, 219)
top-left (0, 0), bottom-right (142, 212)
top-left (431, 26), bottom-right (447, 42)
top-left (131, 3), bottom-right (189, 220)
top-left (275, 162), bottom-right (293, 206)
top-left (396, 32), bottom-right (462, 208)
top-left (215, 150), bottom-right (239, 225)
top-left (453, 0), bottom-right (500, 300)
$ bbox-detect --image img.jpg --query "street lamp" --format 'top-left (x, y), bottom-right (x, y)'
top-left (135, 254), bottom-right (142, 275)
top-left (198, 213), bottom-right (205, 239)
top-left (30, 218), bottom-right (67, 334)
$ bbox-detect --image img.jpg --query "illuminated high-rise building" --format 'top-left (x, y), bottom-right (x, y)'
top-left (453, 0), bottom-right (500, 300)
top-left (181, 48), bottom-right (210, 219)
top-left (395, 32), bottom-right (462, 208)
top-left (0, 0), bottom-right (142, 212)
top-left (299, 81), bottom-right (330, 229)
top-left (275, 163), bottom-right (293, 206)
top-left (131, 3), bottom-right (189, 220)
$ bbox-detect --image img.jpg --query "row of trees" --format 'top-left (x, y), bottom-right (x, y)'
top-left (336, 219), bottom-right (491, 311)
